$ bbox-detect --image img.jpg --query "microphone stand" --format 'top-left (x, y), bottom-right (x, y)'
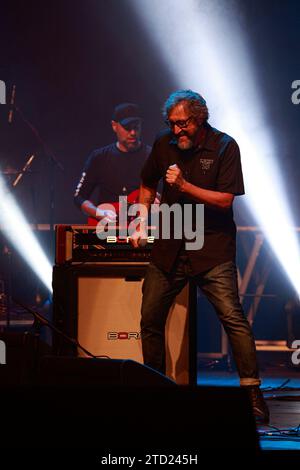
top-left (4, 101), bottom-right (65, 332)
top-left (13, 103), bottom-right (64, 257)
top-left (12, 154), bottom-right (35, 188)
top-left (3, 89), bottom-right (64, 327)
top-left (13, 298), bottom-right (111, 383)
top-left (13, 298), bottom-right (97, 358)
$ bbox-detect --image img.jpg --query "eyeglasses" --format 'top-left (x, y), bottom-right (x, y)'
top-left (165, 115), bottom-right (194, 130)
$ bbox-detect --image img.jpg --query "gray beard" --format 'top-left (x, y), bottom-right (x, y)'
top-left (177, 138), bottom-right (194, 150)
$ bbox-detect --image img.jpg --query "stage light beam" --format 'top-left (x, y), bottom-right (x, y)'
top-left (0, 172), bottom-right (52, 292)
top-left (130, 0), bottom-right (300, 295)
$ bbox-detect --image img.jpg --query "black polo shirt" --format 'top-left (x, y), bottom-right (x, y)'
top-left (140, 123), bottom-right (245, 274)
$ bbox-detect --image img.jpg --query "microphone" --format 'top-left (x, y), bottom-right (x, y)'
top-left (8, 84), bottom-right (16, 124)
top-left (166, 163), bottom-right (178, 187)
top-left (12, 154), bottom-right (35, 187)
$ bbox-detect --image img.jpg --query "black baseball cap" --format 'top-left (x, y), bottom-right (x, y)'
top-left (112, 103), bottom-right (142, 127)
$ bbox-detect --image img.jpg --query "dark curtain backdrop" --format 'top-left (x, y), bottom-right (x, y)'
top-left (0, 0), bottom-right (299, 225)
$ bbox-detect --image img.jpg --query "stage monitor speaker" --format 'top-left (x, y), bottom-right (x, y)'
top-left (37, 356), bottom-right (177, 387)
top-left (0, 384), bottom-right (259, 454)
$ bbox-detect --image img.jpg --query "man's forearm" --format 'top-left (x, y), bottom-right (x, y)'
top-left (138, 183), bottom-right (157, 210)
top-left (81, 200), bottom-right (98, 218)
top-left (181, 181), bottom-right (234, 210)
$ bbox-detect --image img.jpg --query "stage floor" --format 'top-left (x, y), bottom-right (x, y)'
top-left (197, 367), bottom-right (300, 452)
top-left (1, 311), bottom-right (300, 456)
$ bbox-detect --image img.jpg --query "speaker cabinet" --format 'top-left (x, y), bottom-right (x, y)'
top-left (53, 263), bottom-right (197, 385)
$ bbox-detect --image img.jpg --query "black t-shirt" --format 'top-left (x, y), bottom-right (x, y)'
top-left (141, 123), bottom-right (245, 274)
top-left (74, 143), bottom-right (151, 207)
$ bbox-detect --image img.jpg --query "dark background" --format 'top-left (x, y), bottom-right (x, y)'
top-left (0, 0), bottom-right (299, 224)
top-left (0, 0), bottom-right (300, 341)
top-left (0, 0), bottom-right (175, 224)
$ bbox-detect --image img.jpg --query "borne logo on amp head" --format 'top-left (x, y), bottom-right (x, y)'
top-left (106, 236), bottom-right (154, 244)
top-left (107, 332), bottom-right (141, 340)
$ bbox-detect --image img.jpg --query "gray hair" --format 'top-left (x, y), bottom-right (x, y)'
top-left (162, 89), bottom-right (209, 123)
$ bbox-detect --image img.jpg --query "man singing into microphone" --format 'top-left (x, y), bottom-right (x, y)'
top-left (132, 89), bottom-right (269, 425)
top-left (74, 103), bottom-right (151, 222)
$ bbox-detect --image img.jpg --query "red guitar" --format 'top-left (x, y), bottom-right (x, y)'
top-left (87, 189), bottom-right (140, 226)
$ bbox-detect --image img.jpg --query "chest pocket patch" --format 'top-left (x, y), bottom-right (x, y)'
top-left (199, 158), bottom-right (214, 172)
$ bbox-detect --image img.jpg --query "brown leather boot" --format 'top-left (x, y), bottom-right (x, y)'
top-left (243, 385), bottom-right (270, 424)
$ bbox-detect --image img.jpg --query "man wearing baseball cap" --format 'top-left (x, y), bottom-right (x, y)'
top-left (74, 103), bottom-right (151, 221)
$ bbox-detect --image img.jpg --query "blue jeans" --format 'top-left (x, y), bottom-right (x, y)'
top-left (141, 252), bottom-right (260, 386)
